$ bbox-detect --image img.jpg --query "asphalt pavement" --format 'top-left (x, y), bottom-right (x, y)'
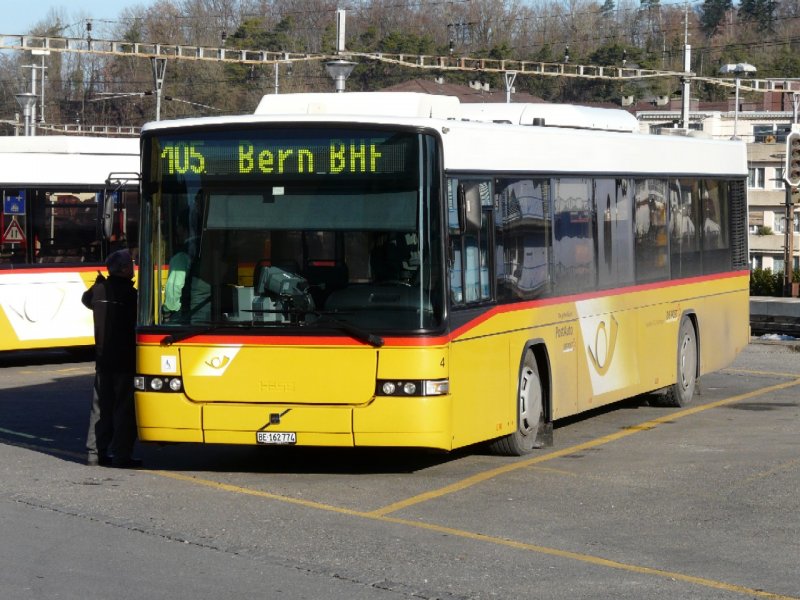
top-left (0, 340), bottom-right (798, 600)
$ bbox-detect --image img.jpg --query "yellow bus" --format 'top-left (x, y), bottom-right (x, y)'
top-left (0, 136), bottom-right (140, 353)
top-left (134, 92), bottom-right (749, 455)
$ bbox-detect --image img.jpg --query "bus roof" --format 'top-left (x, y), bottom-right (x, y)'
top-left (141, 92), bottom-right (748, 178)
top-left (457, 103), bottom-right (640, 133)
top-left (254, 93), bottom-right (640, 133)
top-left (144, 92), bottom-right (638, 132)
top-left (0, 136), bottom-right (140, 188)
top-left (255, 92), bottom-right (462, 119)
top-left (0, 135), bottom-right (138, 156)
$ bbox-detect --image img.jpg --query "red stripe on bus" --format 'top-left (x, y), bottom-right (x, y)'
top-left (137, 270), bottom-right (748, 349)
top-left (448, 270), bottom-right (749, 340)
top-left (136, 333), bottom-right (449, 347)
top-left (0, 265), bottom-right (139, 275)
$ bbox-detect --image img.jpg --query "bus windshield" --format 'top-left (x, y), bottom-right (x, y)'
top-left (140, 126), bottom-right (444, 334)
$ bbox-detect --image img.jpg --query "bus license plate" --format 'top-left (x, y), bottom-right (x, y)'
top-left (256, 431), bottom-right (296, 445)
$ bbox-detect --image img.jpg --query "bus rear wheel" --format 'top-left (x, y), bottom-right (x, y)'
top-left (661, 316), bottom-right (697, 407)
top-left (489, 351), bottom-right (544, 456)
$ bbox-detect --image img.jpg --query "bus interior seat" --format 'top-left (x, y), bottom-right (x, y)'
top-left (274, 259), bottom-right (301, 274)
top-left (304, 262), bottom-right (349, 308)
top-left (370, 233), bottom-right (413, 282)
top-left (253, 259), bottom-right (270, 294)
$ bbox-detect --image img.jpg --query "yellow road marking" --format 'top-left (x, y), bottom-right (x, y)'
top-left (379, 517), bottom-right (799, 600)
top-left (368, 377), bottom-right (800, 517)
top-left (740, 457), bottom-right (800, 485)
top-left (146, 377), bottom-right (800, 600)
top-left (152, 469), bottom-right (799, 600)
top-left (154, 470), bottom-right (367, 516)
top-left (53, 366), bottom-right (94, 373)
top-left (726, 368), bottom-right (800, 378)
top-left (4, 370), bottom-right (798, 599)
top-left (0, 427), bottom-right (54, 442)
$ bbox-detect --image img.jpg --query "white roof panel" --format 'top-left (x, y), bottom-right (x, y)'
top-left (255, 92), bottom-right (461, 119)
top-left (141, 92), bottom-right (747, 178)
top-left (458, 103), bottom-right (639, 133)
top-left (0, 136), bottom-right (140, 187)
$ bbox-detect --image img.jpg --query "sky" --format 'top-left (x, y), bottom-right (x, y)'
top-left (4, 1), bottom-right (155, 36)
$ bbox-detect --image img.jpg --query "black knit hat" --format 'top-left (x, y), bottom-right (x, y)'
top-left (106, 249), bottom-right (132, 276)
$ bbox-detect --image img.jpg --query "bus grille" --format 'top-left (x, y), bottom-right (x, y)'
top-left (729, 180), bottom-right (748, 270)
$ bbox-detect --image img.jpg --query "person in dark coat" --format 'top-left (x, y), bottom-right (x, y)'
top-left (82, 249), bottom-right (140, 467)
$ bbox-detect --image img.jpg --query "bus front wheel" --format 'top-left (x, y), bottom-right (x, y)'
top-left (489, 350), bottom-right (544, 456)
top-left (662, 316), bottom-right (697, 407)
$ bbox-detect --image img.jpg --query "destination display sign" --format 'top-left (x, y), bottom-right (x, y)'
top-left (155, 130), bottom-right (415, 181)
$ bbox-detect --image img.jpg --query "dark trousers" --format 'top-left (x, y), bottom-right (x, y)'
top-left (86, 370), bottom-right (137, 460)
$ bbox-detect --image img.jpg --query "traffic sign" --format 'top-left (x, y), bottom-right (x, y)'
top-left (2, 219), bottom-right (25, 243)
top-left (3, 193), bottom-right (25, 215)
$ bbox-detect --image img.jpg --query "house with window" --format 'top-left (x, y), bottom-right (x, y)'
top-left (745, 140), bottom-right (797, 272)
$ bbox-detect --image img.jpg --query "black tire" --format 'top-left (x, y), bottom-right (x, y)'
top-left (661, 316), bottom-right (698, 407)
top-left (488, 351), bottom-right (544, 456)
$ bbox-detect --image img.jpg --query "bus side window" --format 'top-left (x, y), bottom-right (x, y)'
top-left (552, 177), bottom-right (595, 295)
top-left (634, 179), bottom-right (669, 283)
top-left (448, 179), bottom-right (493, 306)
top-left (494, 178), bottom-right (552, 301)
top-left (595, 178), bottom-right (634, 289)
top-left (447, 180), bottom-right (463, 303)
top-left (701, 179), bottom-right (731, 273)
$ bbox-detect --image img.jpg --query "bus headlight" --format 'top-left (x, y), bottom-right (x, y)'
top-left (134, 375), bottom-right (184, 393)
top-left (376, 379), bottom-right (449, 397)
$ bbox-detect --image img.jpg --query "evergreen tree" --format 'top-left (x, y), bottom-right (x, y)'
top-left (738, 0), bottom-right (778, 32)
top-left (699, 0), bottom-right (733, 37)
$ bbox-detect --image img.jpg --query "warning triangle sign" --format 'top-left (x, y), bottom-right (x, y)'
top-left (2, 219), bottom-right (25, 243)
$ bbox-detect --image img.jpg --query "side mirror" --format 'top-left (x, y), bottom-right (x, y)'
top-left (101, 191), bottom-right (116, 240)
top-left (458, 182), bottom-right (483, 233)
top-left (102, 172), bottom-right (140, 241)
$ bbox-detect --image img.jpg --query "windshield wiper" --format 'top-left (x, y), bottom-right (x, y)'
top-left (247, 305), bottom-right (384, 348)
top-left (160, 315), bottom-right (384, 348)
top-left (311, 313), bottom-right (385, 348)
top-left (160, 322), bottom-right (248, 346)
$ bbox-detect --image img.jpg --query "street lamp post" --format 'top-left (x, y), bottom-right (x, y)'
top-left (325, 59), bottom-right (356, 93)
top-left (151, 58), bottom-right (167, 121)
top-left (719, 63), bottom-right (757, 140)
top-left (14, 92), bottom-right (37, 136)
top-left (273, 55), bottom-right (292, 94)
top-left (783, 186), bottom-right (796, 295)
